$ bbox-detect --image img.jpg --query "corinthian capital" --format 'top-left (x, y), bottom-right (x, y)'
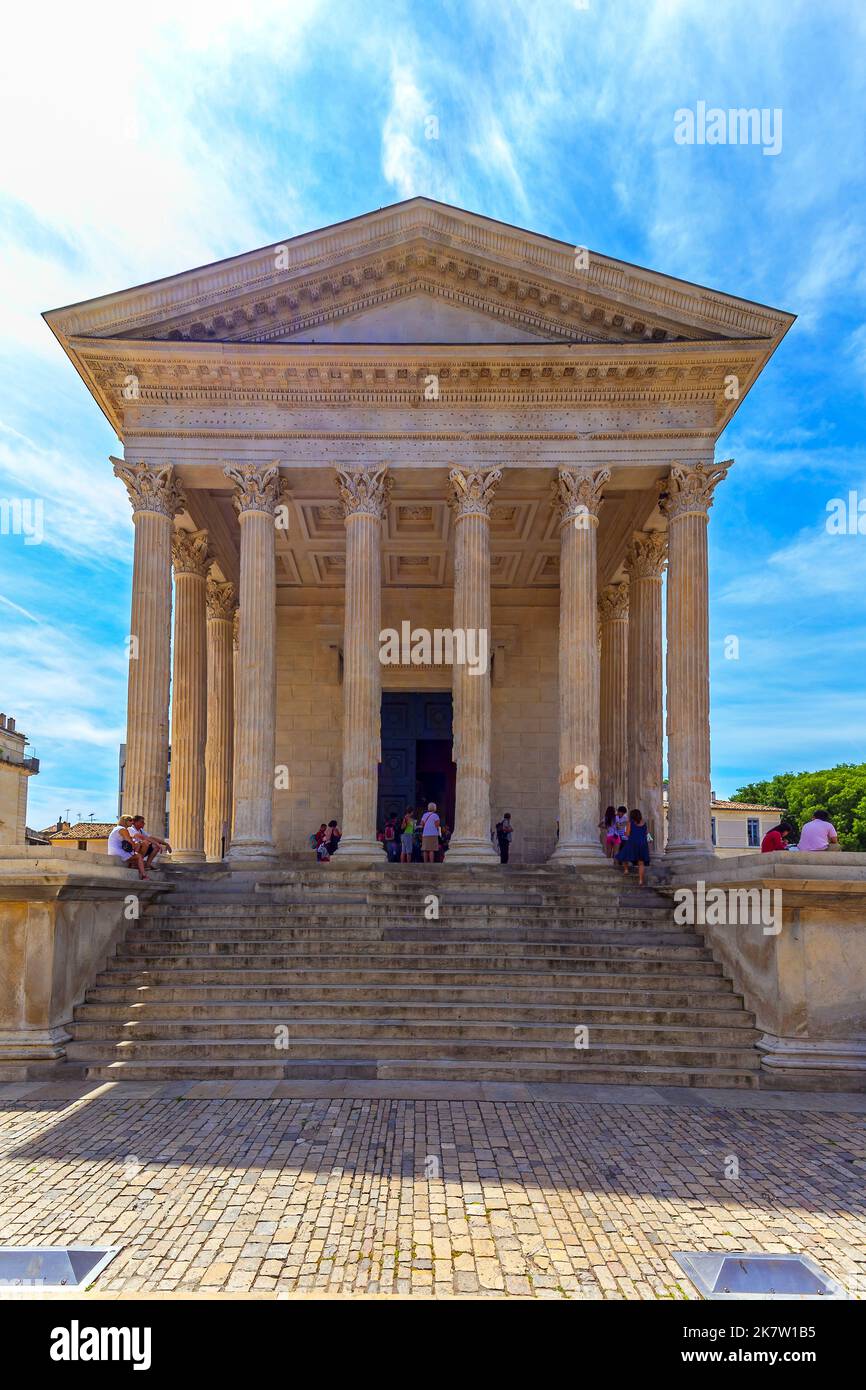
top-left (172, 528), bottom-right (211, 577)
top-left (625, 530), bottom-right (668, 581)
top-left (334, 464), bottom-right (391, 520)
top-left (658, 460), bottom-right (732, 522)
top-left (206, 576), bottom-right (237, 620)
top-left (111, 457), bottom-right (185, 519)
top-left (447, 466), bottom-right (502, 519)
top-left (598, 581), bottom-right (629, 623)
top-left (225, 462), bottom-right (287, 516)
top-left (551, 467), bottom-right (610, 528)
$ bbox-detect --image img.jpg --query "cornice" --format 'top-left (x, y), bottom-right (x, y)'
top-left (45, 200), bottom-right (793, 348)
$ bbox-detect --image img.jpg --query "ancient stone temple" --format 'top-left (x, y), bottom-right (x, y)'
top-left (44, 198), bottom-right (794, 866)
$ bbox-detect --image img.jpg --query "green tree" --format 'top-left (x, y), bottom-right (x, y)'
top-left (729, 764), bottom-right (866, 850)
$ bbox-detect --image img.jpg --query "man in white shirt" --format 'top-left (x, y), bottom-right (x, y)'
top-left (107, 819), bottom-right (150, 879)
top-left (129, 815), bottom-right (172, 868)
top-left (796, 811), bottom-right (839, 852)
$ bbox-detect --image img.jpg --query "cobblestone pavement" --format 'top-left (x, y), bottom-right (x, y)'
top-left (0, 1085), bottom-right (863, 1299)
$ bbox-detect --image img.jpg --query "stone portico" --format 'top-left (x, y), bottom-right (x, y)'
top-left (44, 199), bottom-right (794, 866)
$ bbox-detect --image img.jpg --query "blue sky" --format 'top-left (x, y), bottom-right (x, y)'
top-left (1, 0), bottom-right (864, 828)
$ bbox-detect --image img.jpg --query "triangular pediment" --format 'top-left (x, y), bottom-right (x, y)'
top-left (44, 197), bottom-right (794, 354)
top-left (274, 290), bottom-right (564, 344)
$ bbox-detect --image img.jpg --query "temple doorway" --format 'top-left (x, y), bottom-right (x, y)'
top-left (377, 692), bottom-right (456, 837)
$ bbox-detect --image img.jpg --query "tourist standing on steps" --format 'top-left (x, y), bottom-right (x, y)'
top-left (400, 807), bottom-right (415, 863)
top-left (599, 805), bottom-right (618, 857)
top-left (614, 805), bottom-right (629, 843)
top-left (420, 802), bottom-right (441, 863)
top-left (616, 808), bottom-right (650, 887)
top-left (496, 812), bottom-right (513, 863)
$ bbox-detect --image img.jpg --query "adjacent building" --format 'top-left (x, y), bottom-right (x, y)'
top-left (0, 713), bottom-right (39, 846)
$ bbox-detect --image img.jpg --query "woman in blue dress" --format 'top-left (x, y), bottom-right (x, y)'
top-left (615, 808), bottom-right (650, 887)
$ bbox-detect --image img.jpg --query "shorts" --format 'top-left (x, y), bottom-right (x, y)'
top-left (421, 835), bottom-right (439, 852)
top-left (400, 834), bottom-right (413, 852)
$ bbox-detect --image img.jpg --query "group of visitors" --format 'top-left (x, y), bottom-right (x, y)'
top-left (107, 815), bottom-right (171, 880)
top-left (382, 805), bottom-right (451, 862)
top-left (761, 810), bottom-right (839, 853)
top-left (311, 821), bottom-right (342, 862)
top-left (599, 805), bottom-right (651, 886)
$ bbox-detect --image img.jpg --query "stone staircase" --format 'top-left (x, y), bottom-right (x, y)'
top-left (68, 865), bottom-right (762, 1088)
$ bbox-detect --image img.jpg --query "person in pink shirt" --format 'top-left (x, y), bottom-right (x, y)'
top-left (796, 810), bottom-right (839, 852)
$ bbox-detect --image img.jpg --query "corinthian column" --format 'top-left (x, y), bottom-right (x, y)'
top-left (169, 528), bottom-right (210, 862)
top-left (205, 576), bottom-right (236, 861)
top-left (225, 463), bottom-right (285, 861)
top-left (446, 466), bottom-right (501, 863)
top-left (624, 531), bottom-right (667, 846)
top-left (659, 461), bottom-right (731, 858)
top-left (550, 467), bottom-right (609, 862)
top-left (334, 464), bottom-right (390, 861)
top-left (598, 581), bottom-right (629, 817)
top-left (112, 458), bottom-right (183, 837)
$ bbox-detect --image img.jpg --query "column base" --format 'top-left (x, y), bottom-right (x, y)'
top-left (227, 840), bottom-right (277, 863)
top-left (445, 836), bottom-right (498, 865)
top-left (331, 837), bottom-right (386, 866)
top-left (0, 1026), bottom-right (71, 1063)
top-left (549, 839), bottom-right (605, 864)
top-left (171, 849), bottom-right (207, 865)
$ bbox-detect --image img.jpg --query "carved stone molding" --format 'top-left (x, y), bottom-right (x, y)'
top-left (598, 581), bottom-right (629, 623)
top-left (334, 464), bottom-right (392, 520)
top-left (550, 466), bottom-right (610, 528)
top-left (624, 530), bottom-right (668, 581)
top-left (206, 576), bottom-right (237, 621)
top-left (447, 466), bottom-right (502, 520)
top-left (111, 457), bottom-right (184, 519)
top-left (658, 460), bottom-right (732, 522)
top-left (224, 462), bottom-right (287, 516)
top-left (171, 528), bottom-right (211, 577)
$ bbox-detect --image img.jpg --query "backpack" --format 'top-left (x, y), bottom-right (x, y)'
top-left (384, 824), bottom-right (395, 841)
top-left (308, 833), bottom-right (318, 849)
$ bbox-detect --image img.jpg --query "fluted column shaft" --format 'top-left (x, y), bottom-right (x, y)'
top-left (170, 529), bottom-right (210, 862)
top-left (112, 459), bottom-right (183, 836)
top-left (225, 464), bottom-right (284, 861)
top-left (205, 579), bottom-right (236, 861)
top-left (551, 468), bottom-right (609, 861)
top-left (660, 462), bottom-right (731, 857)
top-left (336, 465), bottom-right (390, 860)
top-left (446, 468), bottom-right (500, 863)
top-left (598, 583), bottom-right (629, 816)
top-left (625, 532), bottom-right (667, 845)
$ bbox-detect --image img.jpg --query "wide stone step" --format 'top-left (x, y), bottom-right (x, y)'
top-left (79, 1058), bottom-right (759, 1088)
top-left (108, 948), bottom-right (723, 972)
top-left (74, 999), bottom-right (755, 1027)
top-left (85, 982), bottom-right (739, 1008)
top-left (95, 965), bottom-right (728, 989)
top-left (71, 1017), bottom-right (759, 1046)
top-left (68, 1036), bottom-right (761, 1067)
top-left (121, 936), bottom-right (711, 960)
